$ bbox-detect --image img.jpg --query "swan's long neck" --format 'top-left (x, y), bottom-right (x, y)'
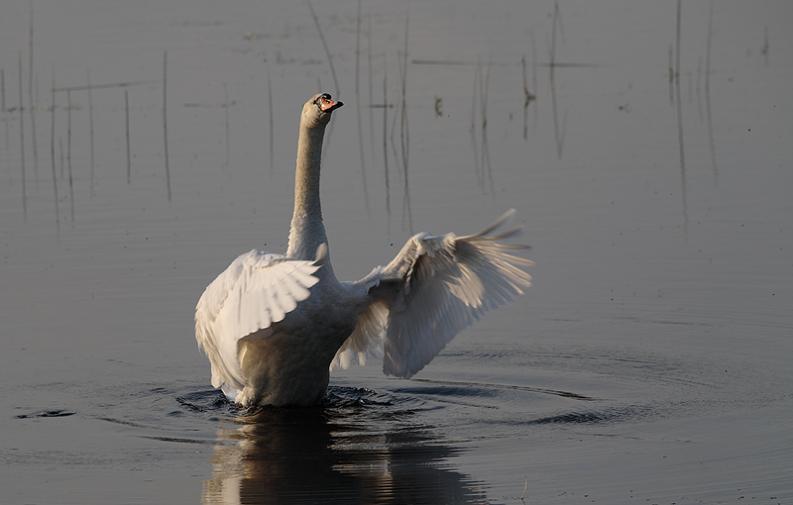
top-left (287, 123), bottom-right (329, 262)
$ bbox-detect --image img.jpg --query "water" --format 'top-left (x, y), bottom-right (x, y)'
top-left (1, 1), bottom-right (792, 503)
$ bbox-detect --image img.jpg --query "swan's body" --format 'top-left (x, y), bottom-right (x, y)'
top-left (195, 93), bottom-right (533, 406)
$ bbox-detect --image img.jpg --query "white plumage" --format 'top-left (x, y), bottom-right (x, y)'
top-left (195, 250), bottom-right (321, 397)
top-left (195, 93), bottom-right (533, 406)
top-left (331, 213), bottom-right (534, 378)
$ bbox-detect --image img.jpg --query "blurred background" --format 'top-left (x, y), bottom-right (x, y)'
top-left (1, 1), bottom-right (791, 504)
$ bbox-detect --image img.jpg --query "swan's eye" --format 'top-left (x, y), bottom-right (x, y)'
top-left (320, 93), bottom-right (332, 101)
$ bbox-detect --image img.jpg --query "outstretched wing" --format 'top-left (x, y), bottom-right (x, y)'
top-left (333, 210), bottom-right (534, 378)
top-left (195, 249), bottom-right (320, 393)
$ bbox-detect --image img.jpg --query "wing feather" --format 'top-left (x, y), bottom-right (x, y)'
top-left (333, 210), bottom-right (534, 377)
top-left (195, 250), bottom-right (320, 392)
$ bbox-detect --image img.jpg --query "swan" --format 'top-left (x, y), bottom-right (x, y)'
top-left (195, 93), bottom-right (534, 406)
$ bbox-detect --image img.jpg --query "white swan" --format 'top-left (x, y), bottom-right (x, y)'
top-left (195, 93), bottom-right (534, 406)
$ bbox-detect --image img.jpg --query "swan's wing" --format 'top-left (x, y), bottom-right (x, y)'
top-left (195, 249), bottom-right (320, 392)
top-left (334, 210), bottom-right (534, 377)
top-left (330, 297), bottom-right (389, 370)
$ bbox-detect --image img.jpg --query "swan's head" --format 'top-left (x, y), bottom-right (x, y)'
top-left (302, 92), bottom-right (343, 128)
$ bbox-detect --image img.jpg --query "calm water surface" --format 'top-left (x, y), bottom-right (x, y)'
top-left (1, 1), bottom-right (791, 504)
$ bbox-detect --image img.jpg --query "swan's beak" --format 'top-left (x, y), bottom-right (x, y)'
top-left (320, 99), bottom-right (343, 113)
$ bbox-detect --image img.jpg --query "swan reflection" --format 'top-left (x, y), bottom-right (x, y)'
top-left (202, 402), bottom-right (490, 504)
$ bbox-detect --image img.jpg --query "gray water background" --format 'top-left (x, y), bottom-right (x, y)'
top-left (1, 1), bottom-right (791, 503)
